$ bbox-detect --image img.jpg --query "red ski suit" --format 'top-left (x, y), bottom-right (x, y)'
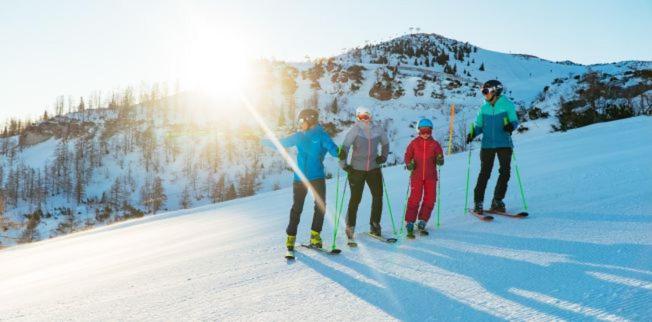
top-left (404, 136), bottom-right (444, 223)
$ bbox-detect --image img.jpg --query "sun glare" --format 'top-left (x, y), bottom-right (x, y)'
top-left (178, 22), bottom-right (253, 101)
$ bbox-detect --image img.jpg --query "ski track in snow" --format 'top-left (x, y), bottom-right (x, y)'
top-left (0, 117), bottom-right (651, 321)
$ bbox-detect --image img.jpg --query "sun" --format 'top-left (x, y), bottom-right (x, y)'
top-left (177, 23), bottom-right (253, 101)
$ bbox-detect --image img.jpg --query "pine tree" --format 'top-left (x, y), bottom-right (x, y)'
top-left (180, 185), bottom-right (191, 209)
top-left (479, 63), bottom-right (485, 71)
top-left (151, 176), bottom-right (166, 213)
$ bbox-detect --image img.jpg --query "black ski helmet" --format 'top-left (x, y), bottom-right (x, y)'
top-left (482, 80), bottom-right (504, 97)
top-left (298, 108), bottom-right (319, 126)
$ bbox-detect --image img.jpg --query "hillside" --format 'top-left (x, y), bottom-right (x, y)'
top-left (1, 117), bottom-right (650, 320)
top-left (1, 33), bottom-right (651, 246)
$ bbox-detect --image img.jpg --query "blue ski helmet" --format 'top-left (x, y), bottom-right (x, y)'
top-left (417, 118), bottom-right (433, 129)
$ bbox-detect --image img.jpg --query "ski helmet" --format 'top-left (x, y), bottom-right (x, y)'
top-left (297, 108), bottom-right (319, 126)
top-left (417, 118), bottom-right (433, 129)
top-left (481, 80), bottom-right (503, 96)
top-left (355, 106), bottom-right (372, 121)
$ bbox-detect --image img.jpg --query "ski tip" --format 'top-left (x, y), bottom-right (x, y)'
top-left (517, 212), bottom-right (529, 217)
top-left (330, 249), bottom-right (342, 254)
top-left (482, 215), bottom-right (494, 221)
top-left (386, 238), bottom-right (398, 243)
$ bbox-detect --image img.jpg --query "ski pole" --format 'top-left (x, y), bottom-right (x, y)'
top-left (399, 169), bottom-right (412, 236)
top-left (464, 124), bottom-right (474, 215)
top-left (331, 173), bottom-right (348, 251)
top-left (503, 117), bottom-right (528, 211)
top-left (436, 166), bottom-right (441, 228)
top-left (381, 176), bottom-right (399, 237)
top-left (331, 167), bottom-right (341, 250)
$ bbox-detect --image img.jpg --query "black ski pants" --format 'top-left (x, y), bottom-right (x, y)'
top-left (287, 179), bottom-right (326, 236)
top-left (474, 148), bottom-right (512, 204)
top-left (346, 168), bottom-right (383, 229)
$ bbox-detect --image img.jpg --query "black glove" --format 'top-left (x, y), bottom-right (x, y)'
top-left (436, 154), bottom-right (444, 166)
top-left (405, 160), bottom-right (415, 171)
top-left (338, 148), bottom-right (347, 161)
top-left (342, 164), bottom-right (353, 173)
top-left (466, 133), bottom-right (474, 144)
top-left (375, 155), bottom-right (386, 164)
top-left (504, 123), bottom-right (514, 133)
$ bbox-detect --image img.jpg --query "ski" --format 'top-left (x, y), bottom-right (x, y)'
top-left (468, 209), bottom-right (494, 221)
top-left (300, 244), bottom-right (342, 254)
top-left (285, 250), bottom-right (295, 260)
top-left (365, 232), bottom-right (398, 243)
top-left (484, 210), bottom-right (529, 218)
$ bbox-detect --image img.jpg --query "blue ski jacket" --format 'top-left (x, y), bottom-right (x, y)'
top-left (262, 125), bottom-right (339, 182)
top-left (473, 95), bottom-right (519, 148)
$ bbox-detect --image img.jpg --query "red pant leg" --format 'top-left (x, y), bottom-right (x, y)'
top-left (405, 178), bottom-right (424, 223)
top-left (417, 178), bottom-right (437, 222)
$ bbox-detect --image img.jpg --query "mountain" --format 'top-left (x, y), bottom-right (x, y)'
top-left (1, 117), bottom-right (650, 320)
top-left (0, 33), bottom-right (651, 246)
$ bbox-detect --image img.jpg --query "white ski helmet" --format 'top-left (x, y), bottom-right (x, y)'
top-left (355, 106), bottom-right (372, 120)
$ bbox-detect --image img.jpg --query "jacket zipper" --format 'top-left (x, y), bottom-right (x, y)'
top-left (422, 139), bottom-right (426, 180)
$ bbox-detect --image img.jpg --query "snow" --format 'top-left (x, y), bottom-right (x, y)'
top-left (1, 116), bottom-right (651, 321)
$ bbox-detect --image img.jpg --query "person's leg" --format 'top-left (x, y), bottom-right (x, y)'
top-left (418, 178), bottom-right (436, 223)
top-left (366, 168), bottom-right (384, 229)
top-left (473, 149), bottom-right (496, 206)
top-left (405, 177), bottom-right (423, 223)
top-left (493, 148), bottom-right (513, 202)
top-left (310, 179), bottom-right (327, 233)
top-left (346, 170), bottom-right (366, 229)
top-left (286, 181), bottom-right (308, 236)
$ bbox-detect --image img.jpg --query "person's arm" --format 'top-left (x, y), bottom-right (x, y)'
top-left (262, 132), bottom-right (299, 149)
top-left (435, 141), bottom-right (444, 166)
top-left (380, 128), bottom-right (390, 159)
top-left (473, 109), bottom-right (484, 136)
top-left (339, 126), bottom-right (358, 166)
top-left (504, 101), bottom-right (519, 132)
top-left (321, 129), bottom-right (339, 158)
top-left (404, 141), bottom-right (415, 169)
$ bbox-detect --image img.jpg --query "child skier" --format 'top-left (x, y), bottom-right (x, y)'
top-left (262, 108), bottom-right (339, 257)
top-left (403, 118), bottom-right (444, 239)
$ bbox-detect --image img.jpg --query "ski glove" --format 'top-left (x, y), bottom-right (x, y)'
top-left (504, 123), bottom-right (514, 133)
top-left (466, 133), bottom-right (475, 144)
top-left (342, 164), bottom-right (353, 173)
top-left (375, 155), bottom-right (386, 165)
top-left (436, 154), bottom-right (444, 166)
top-left (338, 148), bottom-right (347, 161)
top-left (405, 160), bottom-right (415, 171)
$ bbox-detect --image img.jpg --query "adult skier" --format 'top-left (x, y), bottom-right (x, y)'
top-left (339, 106), bottom-right (390, 242)
top-left (262, 108), bottom-right (339, 255)
top-left (403, 118), bottom-right (444, 238)
top-left (466, 80), bottom-right (519, 214)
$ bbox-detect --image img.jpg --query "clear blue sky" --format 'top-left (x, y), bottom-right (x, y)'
top-left (1, 0), bottom-right (650, 121)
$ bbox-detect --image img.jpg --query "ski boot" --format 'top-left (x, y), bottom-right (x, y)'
top-left (285, 235), bottom-right (296, 260)
top-left (286, 235), bottom-right (296, 251)
top-left (369, 222), bottom-right (382, 237)
top-left (417, 220), bottom-right (429, 236)
top-left (490, 199), bottom-right (506, 213)
top-left (310, 230), bottom-right (322, 248)
top-left (406, 222), bottom-right (415, 239)
top-left (346, 226), bottom-right (357, 247)
top-left (473, 201), bottom-right (484, 215)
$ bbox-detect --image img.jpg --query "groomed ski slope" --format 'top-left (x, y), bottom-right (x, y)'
top-left (1, 117), bottom-right (651, 321)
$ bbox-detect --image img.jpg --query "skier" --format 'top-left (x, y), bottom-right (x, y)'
top-left (338, 106), bottom-right (390, 242)
top-left (403, 118), bottom-right (444, 238)
top-left (262, 108), bottom-right (339, 254)
top-left (466, 80), bottom-right (519, 214)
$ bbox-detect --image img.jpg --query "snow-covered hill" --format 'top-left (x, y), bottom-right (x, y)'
top-left (1, 33), bottom-right (650, 246)
top-left (1, 117), bottom-right (650, 321)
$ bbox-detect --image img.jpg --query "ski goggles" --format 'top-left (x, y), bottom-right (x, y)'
top-left (356, 113), bottom-right (371, 121)
top-left (481, 87), bottom-right (496, 95)
top-left (418, 127), bottom-right (432, 135)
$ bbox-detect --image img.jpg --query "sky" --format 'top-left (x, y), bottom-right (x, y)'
top-left (0, 0), bottom-right (650, 121)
